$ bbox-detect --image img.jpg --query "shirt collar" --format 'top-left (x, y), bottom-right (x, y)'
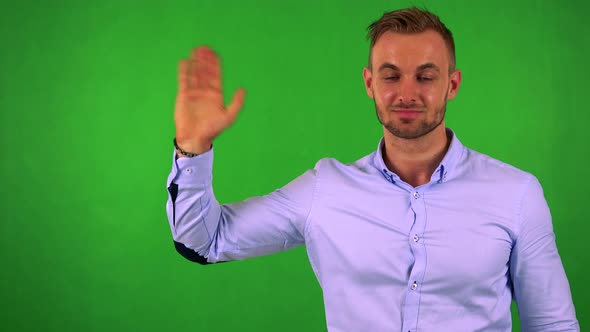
top-left (373, 128), bottom-right (465, 185)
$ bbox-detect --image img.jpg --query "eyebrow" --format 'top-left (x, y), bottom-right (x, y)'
top-left (378, 63), bottom-right (400, 72)
top-left (378, 62), bottom-right (440, 73)
top-left (417, 63), bottom-right (440, 72)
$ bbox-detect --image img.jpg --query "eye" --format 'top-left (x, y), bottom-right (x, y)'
top-left (418, 76), bottom-right (433, 81)
top-left (385, 76), bottom-right (400, 81)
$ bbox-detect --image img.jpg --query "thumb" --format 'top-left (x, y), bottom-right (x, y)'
top-left (226, 88), bottom-right (246, 123)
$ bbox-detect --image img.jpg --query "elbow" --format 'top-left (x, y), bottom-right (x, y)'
top-left (173, 241), bottom-right (213, 265)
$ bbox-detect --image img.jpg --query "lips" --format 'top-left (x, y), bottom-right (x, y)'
top-left (393, 109), bottom-right (422, 117)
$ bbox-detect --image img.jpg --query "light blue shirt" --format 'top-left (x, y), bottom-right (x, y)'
top-left (166, 129), bottom-right (578, 331)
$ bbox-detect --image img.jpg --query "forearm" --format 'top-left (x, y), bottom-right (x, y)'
top-left (166, 148), bottom-right (221, 260)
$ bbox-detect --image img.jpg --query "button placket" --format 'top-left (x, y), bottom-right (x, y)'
top-left (403, 188), bottom-right (427, 331)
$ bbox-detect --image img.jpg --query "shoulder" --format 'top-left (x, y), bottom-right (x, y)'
top-left (461, 147), bottom-right (537, 186)
top-left (309, 152), bottom-right (382, 189)
top-left (455, 147), bottom-right (550, 236)
top-left (459, 147), bottom-right (546, 217)
top-left (314, 152), bottom-right (378, 176)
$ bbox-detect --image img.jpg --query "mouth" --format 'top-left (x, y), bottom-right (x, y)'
top-left (393, 109), bottom-right (423, 117)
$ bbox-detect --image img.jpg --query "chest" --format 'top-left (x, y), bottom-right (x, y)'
top-left (304, 185), bottom-right (516, 288)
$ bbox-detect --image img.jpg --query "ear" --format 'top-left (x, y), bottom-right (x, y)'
top-left (446, 69), bottom-right (462, 101)
top-left (362, 67), bottom-right (374, 99)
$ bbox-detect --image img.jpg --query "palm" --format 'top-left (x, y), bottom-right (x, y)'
top-left (174, 47), bottom-right (245, 150)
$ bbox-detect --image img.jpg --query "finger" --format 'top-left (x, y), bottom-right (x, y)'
top-left (195, 59), bottom-right (208, 89)
top-left (191, 48), bottom-right (206, 89)
top-left (226, 88), bottom-right (246, 123)
top-left (207, 49), bottom-right (222, 91)
top-left (188, 58), bottom-right (197, 90)
top-left (191, 46), bottom-right (210, 60)
top-left (177, 59), bottom-right (189, 92)
top-left (192, 47), bottom-right (221, 90)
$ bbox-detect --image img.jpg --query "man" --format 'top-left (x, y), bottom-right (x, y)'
top-left (166, 7), bottom-right (579, 331)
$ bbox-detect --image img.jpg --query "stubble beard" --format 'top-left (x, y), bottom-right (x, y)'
top-left (374, 91), bottom-right (449, 139)
top-left (375, 102), bottom-right (447, 139)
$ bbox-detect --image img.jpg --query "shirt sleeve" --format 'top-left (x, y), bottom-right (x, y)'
top-left (509, 175), bottom-right (579, 331)
top-left (165, 148), bottom-right (317, 264)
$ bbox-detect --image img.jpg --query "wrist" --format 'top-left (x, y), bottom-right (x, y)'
top-left (174, 138), bottom-right (212, 157)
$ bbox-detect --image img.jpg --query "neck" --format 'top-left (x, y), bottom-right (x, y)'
top-left (382, 124), bottom-right (451, 188)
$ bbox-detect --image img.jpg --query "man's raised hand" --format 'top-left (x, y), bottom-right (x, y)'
top-left (174, 46), bottom-right (245, 155)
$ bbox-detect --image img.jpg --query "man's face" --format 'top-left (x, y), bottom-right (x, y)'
top-left (363, 30), bottom-right (461, 139)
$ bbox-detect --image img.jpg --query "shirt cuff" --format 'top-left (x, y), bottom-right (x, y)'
top-left (169, 147), bottom-right (214, 185)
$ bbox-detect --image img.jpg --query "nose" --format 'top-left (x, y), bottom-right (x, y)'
top-left (397, 77), bottom-right (418, 104)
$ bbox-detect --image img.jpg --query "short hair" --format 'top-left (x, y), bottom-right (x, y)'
top-left (367, 7), bottom-right (456, 73)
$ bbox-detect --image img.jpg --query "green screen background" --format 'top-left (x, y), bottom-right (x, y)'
top-left (1, 0), bottom-right (588, 331)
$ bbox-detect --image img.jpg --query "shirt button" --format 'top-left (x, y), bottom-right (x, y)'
top-left (411, 282), bottom-right (418, 290)
top-left (185, 168), bottom-right (192, 174)
top-left (413, 234), bottom-right (419, 242)
top-left (413, 192), bottom-right (419, 199)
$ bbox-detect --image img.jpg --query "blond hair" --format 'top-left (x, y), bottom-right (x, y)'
top-left (367, 7), bottom-right (456, 72)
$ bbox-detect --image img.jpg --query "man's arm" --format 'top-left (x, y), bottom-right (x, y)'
top-left (509, 176), bottom-right (579, 331)
top-left (167, 45), bottom-right (316, 263)
top-left (166, 147), bottom-right (317, 264)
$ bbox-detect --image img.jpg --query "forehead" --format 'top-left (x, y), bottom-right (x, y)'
top-left (371, 30), bottom-right (449, 70)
